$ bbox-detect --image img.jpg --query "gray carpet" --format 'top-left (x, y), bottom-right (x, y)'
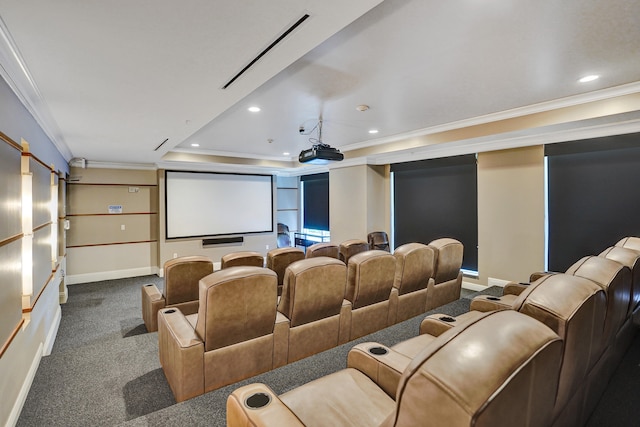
top-left (17, 276), bottom-right (501, 426)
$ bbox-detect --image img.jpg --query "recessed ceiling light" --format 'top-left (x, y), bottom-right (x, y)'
top-left (191, 143), bottom-right (200, 147)
top-left (368, 129), bottom-right (379, 134)
top-left (356, 104), bottom-right (370, 112)
top-left (578, 75), bottom-right (599, 83)
top-left (248, 106), bottom-right (261, 112)
top-left (283, 152), bottom-right (290, 156)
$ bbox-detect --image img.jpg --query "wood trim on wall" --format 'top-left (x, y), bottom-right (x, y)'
top-left (0, 233), bottom-right (23, 247)
top-left (67, 212), bottom-right (158, 217)
top-left (22, 151), bottom-right (53, 171)
top-left (0, 319), bottom-right (25, 358)
top-left (33, 222), bottom-right (52, 232)
top-left (67, 183), bottom-right (158, 187)
top-left (66, 240), bottom-right (158, 249)
top-left (22, 271), bottom-right (55, 314)
top-left (0, 131), bottom-right (22, 151)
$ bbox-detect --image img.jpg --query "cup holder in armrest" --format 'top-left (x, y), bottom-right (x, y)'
top-left (368, 346), bottom-right (389, 356)
top-left (438, 316), bottom-right (456, 323)
top-left (145, 284), bottom-right (154, 287)
top-left (486, 296), bottom-right (501, 301)
top-left (164, 309), bottom-right (177, 314)
top-left (245, 392), bottom-right (271, 409)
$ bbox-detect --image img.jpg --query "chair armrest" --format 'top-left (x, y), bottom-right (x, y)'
top-left (273, 311), bottom-right (290, 369)
top-left (529, 271), bottom-right (557, 282)
top-left (347, 342), bottom-right (412, 399)
top-left (503, 282), bottom-right (529, 296)
top-left (469, 295), bottom-right (511, 312)
top-left (141, 284), bottom-right (165, 332)
top-left (338, 299), bottom-right (352, 345)
top-left (227, 383), bottom-right (304, 427)
top-left (419, 313), bottom-right (459, 336)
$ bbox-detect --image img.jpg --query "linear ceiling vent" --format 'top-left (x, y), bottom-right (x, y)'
top-left (222, 13), bottom-right (310, 90)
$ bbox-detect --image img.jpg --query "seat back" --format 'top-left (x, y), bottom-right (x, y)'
top-left (195, 266), bottom-right (277, 352)
top-left (276, 223), bottom-right (291, 247)
top-left (429, 238), bottom-right (463, 285)
top-left (305, 242), bottom-right (339, 259)
top-left (392, 243), bottom-right (434, 295)
top-left (391, 310), bottom-right (563, 427)
top-left (221, 251), bottom-right (264, 269)
top-left (616, 236), bottom-right (640, 252)
top-left (278, 257), bottom-right (346, 327)
top-left (346, 250), bottom-right (395, 309)
top-left (266, 247), bottom-right (305, 292)
top-left (600, 246), bottom-right (640, 316)
top-left (338, 239), bottom-right (370, 264)
top-left (367, 231), bottom-right (390, 252)
top-left (163, 255), bottom-right (214, 306)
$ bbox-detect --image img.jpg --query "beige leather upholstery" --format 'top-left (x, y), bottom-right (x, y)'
top-left (389, 243), bottom-right (435, 324)
top-left (158, 266), bottom-right (284, 402)
top-left (345, 250), bottom-right (396, 340)
top-left (367, 231), bottom-right (390, 252)
top-left (426, 238), bottom-right (463, 310)
top-left (305, 242), bottom-right (339, 259)
top-left (266, 247), bottom-right (305, 296)
top-left (616, 236), bottom-right (640, 252)
top-left (227, 310), bottom-right (563, 427)
top-left (338, 239), bottom-right (370, 264)
top-left (220, 251), bottom-right (264, 269)
top-left (600, 246), bottom-right (640, 317)
top-left (141, 255), bottom-right (213, 332)
top-left (277, 257), bottom-right (348, 363)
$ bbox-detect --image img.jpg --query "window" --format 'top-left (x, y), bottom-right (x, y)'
top-left (301, 172), bottom-right (329, 232)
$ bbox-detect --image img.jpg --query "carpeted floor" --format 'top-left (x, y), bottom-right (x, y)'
top-left (15, 277), bottom-right (638, 426)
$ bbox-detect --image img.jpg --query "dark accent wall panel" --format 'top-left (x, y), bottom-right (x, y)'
top-left (301, 173), bottom-right (329, 231)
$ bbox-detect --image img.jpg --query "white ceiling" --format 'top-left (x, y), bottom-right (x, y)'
top-left (1, 0), bottom-right (640, 173)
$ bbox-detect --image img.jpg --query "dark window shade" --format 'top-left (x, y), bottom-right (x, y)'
top-left (392, 155), bottom-right (478, 271)
top-left (302, 173), bottom-right (329, 231)
top-left (546, 133), bottom-right (640, 271)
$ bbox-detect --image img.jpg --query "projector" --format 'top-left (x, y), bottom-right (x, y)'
top-left (298, 145), bottom-right (344, 164)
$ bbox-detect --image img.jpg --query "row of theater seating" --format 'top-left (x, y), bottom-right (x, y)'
top-left (147, 238), bottom-right (464, 402)
top-left (226, 236), bottom-right (640, 427)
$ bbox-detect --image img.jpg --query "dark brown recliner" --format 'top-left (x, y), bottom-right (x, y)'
top-left (389, 243), bottom-right (435, 324)
top-left (141, 255), bottom-right (213, 332)
top-left (305, 242), bottom-right (339, 259)
top-left (344, 250), bottom-right (396, 340)
top-left (221, 251), bottom-right (264, 269)
top-left (426, 238), bottom-right (463, 310)
top-left (266, 247), bottom-right (305, 296)
top-left (277, 257), bottom-right (349, 363)
top-left (338, 239), bottom-right (370, 265)
top-left (227, 310), bottom-right (563, 427)
top-left (157, 266), bottom-right (286, 402)
top-left (367, 231), bottom-right (390, 252)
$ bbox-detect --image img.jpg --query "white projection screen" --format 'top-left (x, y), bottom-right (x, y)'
top-left (165, 171), bottom-right (273, 239)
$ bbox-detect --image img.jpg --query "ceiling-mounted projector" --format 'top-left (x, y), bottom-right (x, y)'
top-left (299, 144), bottom-right (344, 164)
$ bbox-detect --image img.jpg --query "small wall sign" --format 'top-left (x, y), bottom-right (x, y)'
top-left (108, 205), bottom-right (123, 214)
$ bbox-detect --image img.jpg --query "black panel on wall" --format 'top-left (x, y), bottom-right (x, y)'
top-left (392, 155), bottom-right (478, 271)
top-left (301, 173), bottom-right (329, 231)
top-left (546, 133), bottom-right (640, 271)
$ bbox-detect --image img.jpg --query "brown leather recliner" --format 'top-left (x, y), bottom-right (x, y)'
top-left (221, 251), bottom-right (264, 269)
top-left (157, 266), bottom-right (286, 402)
top-left (344, 250), bottom-right (396, 341)
top-left (367, 231), bottom-right (390, 252)
top-left (227, 310), bottom-right (563, 427)
top-left (389, 243), bottom-right (435, 324)
top-left (141, 255), bottom-right (213, 332)
top-left (305, 242), bottom-right (339, 259)
top-left (338, 239), bottom-right (370, 265)
top-left (277, 257), bottom-right (349, 363)
top-left (266, 247), bottom-right (305, 296)
top-left (426, 238), bottom-right (463, 310)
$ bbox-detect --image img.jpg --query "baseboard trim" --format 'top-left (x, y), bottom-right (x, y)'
top-left (462, 281), bottom-right (487, 292)
top-left (487, 277), bottom-right (511, 288)
top-left (6, 342), bottom-right (43, 427)
top-left (43, 305), bottom-right (61, 356)
top-left (66, 266), bottom-right (159, 285)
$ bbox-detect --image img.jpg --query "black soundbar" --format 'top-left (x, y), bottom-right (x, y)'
top-left (202, 236), bottom-right (244, 246)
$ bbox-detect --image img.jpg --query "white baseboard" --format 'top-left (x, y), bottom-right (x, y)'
top-left (487, 277), bottom-right (512, 288)
top-left (6, 342), bottom-right (43, 427)
top-left (461, 281), bottom-right (487, 292)
top-left (66, 266), bottom-right (159, 285)
top-left (43, 305), bottom-right (61, 356)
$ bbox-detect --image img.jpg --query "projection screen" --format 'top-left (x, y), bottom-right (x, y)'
top-left (165, 170), bottom-right (273, 239)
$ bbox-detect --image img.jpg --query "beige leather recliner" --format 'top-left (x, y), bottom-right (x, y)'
top-left (220, 251), bottom-right (264, 268)
top-left (426, 238), bottom-right (463, 310)
top-left (266, 247), bottom-right (305, 296)
top-left (277, 257), bottom-right (349, 363)
top-left (344, 250), bottom-right (396, 341)
top-left (616, 236), bottom-right (640, 252)
top-left (338, 239), bottom-right (370, 265)
top-left (157, 266), bottom-right (286, 402)
top-left (141, 255), bottom-right (213, 332)
top-left (305, 242), bottom-right (339, 259)
top-left (227, 310), bottom-right (563, 427)
top-left (389, 243), bottom-right (435, 324)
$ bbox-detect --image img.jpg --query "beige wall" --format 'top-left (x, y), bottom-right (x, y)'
top-left (476, 146), bottom-right (546, 284)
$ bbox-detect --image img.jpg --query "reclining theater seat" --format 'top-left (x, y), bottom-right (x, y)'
top-left (389, 243), bottom-right (435, 324)
top-left (277, 257), bottom-right (348, 363)
top-left (227, 310), bottom-right (563, 427)
top-left (417, 273), bottom-right (607, 427)
top-left (305, 242), bottom-right (339, 259)
top-left (616, 236), bottom-right (640, 253)
top-left (266, 247), bottom-right (305, 296)
top-left (157, 266), bottom-right (285, 402)
top-left (141, 255), bottom-right (213, 332)
top-left (344, 250), bottom-right (396, 341)
top-left (220, 251), bottom-right (264, 269)
top-left (426, 238), bottom-right (464, 310)
top-left (367, 231), bottom-right (390, 252)
top-left (600, 245), bottom-right (640, 319)
top-left (338, 239), bottom-right (370, 265)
